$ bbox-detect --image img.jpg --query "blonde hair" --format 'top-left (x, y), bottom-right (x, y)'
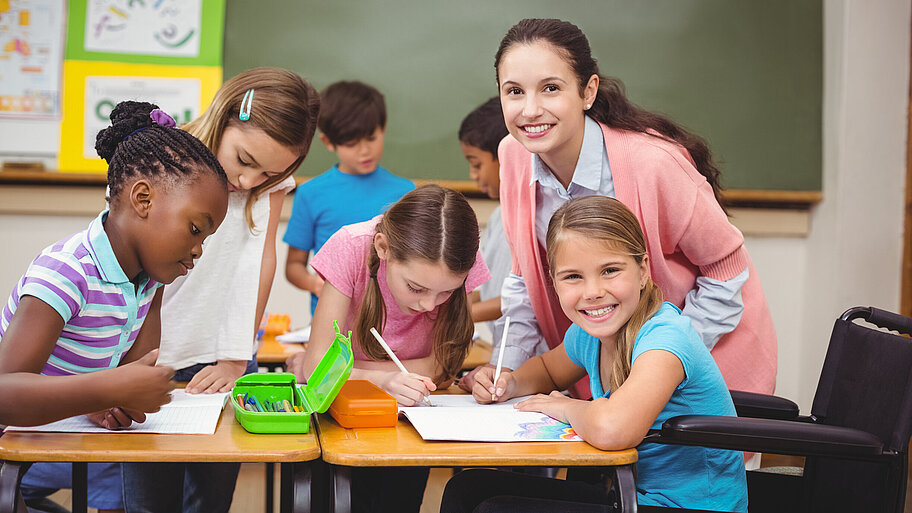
top-left (355, 185), bottom-right (480, 383)
top-left (183, 67), bottom-right (320, 229)
top-left (546, 196), bottom-right (664, 391)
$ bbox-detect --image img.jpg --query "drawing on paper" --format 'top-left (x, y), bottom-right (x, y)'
top-left (84, 0), bottom-right (202, 57)
top-left (515, 415), bottom-right (582, 441)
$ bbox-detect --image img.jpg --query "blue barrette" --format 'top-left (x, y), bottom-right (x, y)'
top-left (239, 89), bottom-right (255, 121)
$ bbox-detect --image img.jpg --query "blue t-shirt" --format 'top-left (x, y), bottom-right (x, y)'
top-left (283, 165), bottom-right (414, 314)
top-left (564, 302), bottom-right (748, 512)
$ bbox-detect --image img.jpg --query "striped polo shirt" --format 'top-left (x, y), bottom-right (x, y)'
top-left (0, 211), bottom-right (161, 376)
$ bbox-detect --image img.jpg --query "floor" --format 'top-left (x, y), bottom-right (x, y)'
top-left (41, 456), bottom-right (912, 513)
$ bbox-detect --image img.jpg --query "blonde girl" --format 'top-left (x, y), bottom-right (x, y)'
top-left (443, 196), bottom-right (747, 513)
top-left (122, 67), bottom-right (320, 513)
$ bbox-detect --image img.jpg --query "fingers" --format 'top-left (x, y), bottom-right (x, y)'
top-left (102, 407), bottom-right (134, 429)
top-left (121, 408), bottom-right (147, 424)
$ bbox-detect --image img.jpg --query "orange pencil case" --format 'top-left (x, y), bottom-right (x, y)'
top-left (328, 380), bottom-right (398, 428)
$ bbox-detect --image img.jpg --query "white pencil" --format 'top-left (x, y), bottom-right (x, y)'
top-left (491, 316), bottom-right (511, 401)
top-left (370, 327), bottom-right (433, 406)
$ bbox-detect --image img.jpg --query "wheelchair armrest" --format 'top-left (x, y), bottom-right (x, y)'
top-left (652, 415), bottom-right (884, 460)
top-left (729, 390), bottom-right (799, 420)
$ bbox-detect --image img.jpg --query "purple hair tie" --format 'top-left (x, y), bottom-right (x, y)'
top-left (150, 108), bottom-right (176, 127)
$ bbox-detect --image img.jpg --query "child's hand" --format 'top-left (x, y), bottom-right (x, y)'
top-left (381, 371), bottom-right (436, 406)
top-left (86, 407), bottom-right (141, 429)
top-left (285, 352), bottom-right (308, 382)
top-left (471, 366), bottom-right (514, 404)
top-left (516, 391), bottom-right (574, 423)
top-left (186, 360), bottom-right (247, 394)
top-left (457, 364), bottom-right (493, 393)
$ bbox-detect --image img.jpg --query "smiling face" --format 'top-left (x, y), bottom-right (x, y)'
top-left (374, 233), bottom-right (467, 315)
top-left (216, 125), bottom-right (299, 192)
top-left (551, 231), bottom-right (648, 346)
top-left (323, 126), bottom-right (385, 176)
top-left (137, 171), bottom-right (228, 284)
top-left (497, 41), bottom-right (598, 174)
top-left (460, 142), bottom-right (501, 199)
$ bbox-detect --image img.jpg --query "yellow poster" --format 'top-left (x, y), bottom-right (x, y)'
top-left (58, 60), bottom-right (220, 172)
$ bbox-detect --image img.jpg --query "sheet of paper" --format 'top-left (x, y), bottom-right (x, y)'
top-left (4, 390), bottom-right (229, 435)
top-left (276, 325), bottom-right (311, 343)
top-left (399, 395), bottom-right (582, 442)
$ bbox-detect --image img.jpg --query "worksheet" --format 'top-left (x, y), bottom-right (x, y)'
top-left (4, 390), bottom-right (229, 435)
top-left (399, 395), bottom-right (582, 442)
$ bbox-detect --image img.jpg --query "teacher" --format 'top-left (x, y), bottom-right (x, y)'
top-left (469, 18), bottom-right (777, 398)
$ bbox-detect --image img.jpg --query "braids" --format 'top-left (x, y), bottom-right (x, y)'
top-left (96, 101), bottom-right (227, 203)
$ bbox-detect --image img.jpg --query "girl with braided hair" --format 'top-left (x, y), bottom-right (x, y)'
top-left (285, 184), bottom-right (490, 513)
top-left (0, 100), bottom-right (228, 513)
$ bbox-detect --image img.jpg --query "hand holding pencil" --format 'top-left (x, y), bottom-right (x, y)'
top-left (370, 327), bottom-right (435, 407)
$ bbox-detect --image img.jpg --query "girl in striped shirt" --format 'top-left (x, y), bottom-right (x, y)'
top-left (0, 100), bottom-right (229, 513)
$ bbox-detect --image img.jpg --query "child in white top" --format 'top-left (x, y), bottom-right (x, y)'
top-left (122, 67), bottom-right (321, 513)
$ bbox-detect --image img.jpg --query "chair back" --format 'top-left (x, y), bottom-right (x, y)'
top-left (803, 307), bottom-right (912, 513)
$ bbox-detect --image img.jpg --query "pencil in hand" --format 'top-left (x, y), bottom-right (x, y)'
top-left (370, 327), bottom-right (434, 407)
top-left (492, 316), bottom-right (511, 401)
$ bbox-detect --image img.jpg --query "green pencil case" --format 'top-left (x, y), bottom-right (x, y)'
top-left (232, 321), bottom-right (354, 434)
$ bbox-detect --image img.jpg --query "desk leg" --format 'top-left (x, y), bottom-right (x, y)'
top-left (0, 461), bottom-right (31, 513)
top-left (267, 463), bottom-right (275, 513)
top-left (71, 462), bottom-right (87, 513)
top-left (279, 462), bottom-right (314, 513)
top-left (613, 463), bottom-right (637, 513)
top-left (328, 465), bottom-right (351, 513)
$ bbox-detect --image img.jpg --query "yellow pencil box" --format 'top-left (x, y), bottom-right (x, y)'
top-left (232, 321), bottom-right (354, 434)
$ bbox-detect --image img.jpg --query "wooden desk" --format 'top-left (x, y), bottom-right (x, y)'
top-left (257, 339), bottom-right (305, 372)
top-left (463, 340), bottom-right (493, 370)
top-left (0, 407), bottom-right (320, 513)
top-left (315, 413), bottom-right (638, 513)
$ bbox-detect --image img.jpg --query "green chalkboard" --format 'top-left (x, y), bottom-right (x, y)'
top-left (224, 1), bottom-right (822, 192)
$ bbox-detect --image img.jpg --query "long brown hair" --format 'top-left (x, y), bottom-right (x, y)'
top-left (546, 196), bottom-right (664, 391)
top-left (496, 18), bottom-right (727, 212)
top-left (183, 67), bottom-right (321, 228)
top-left (355, 184), bottom-right (480, 383)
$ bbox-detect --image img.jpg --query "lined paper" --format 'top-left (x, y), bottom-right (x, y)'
top-left (5, 390), bottom-right (230, 435)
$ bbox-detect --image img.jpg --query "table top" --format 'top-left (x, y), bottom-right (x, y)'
top-left (257, 339), bottom-right (304, 364)
top-left (315, 413), bottom-right (637, 468)
top-left (0, 407), bottom-right (320, 463)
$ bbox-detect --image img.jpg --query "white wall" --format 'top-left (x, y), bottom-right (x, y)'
top-left (1, 0), bottom-right (909, 414)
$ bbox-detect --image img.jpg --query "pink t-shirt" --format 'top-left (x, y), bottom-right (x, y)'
top-left (311, 216), bottom-right (491, 361)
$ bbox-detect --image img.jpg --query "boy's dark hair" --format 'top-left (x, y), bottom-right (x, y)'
top-left (458, 97), bottom-right (508, 157)
top-left (318, 81), bottom-right (386, 146)
top-left (96, 101), bottom-right (227, 203)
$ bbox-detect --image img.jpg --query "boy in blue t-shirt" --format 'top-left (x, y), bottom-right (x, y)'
top-left (283, 80), bottom-right (414, 316)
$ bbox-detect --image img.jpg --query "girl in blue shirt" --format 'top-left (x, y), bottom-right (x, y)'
top-left (443, 196), bottom-right (747, 512)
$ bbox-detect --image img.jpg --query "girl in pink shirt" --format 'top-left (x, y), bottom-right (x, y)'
top-left (286, 184), bottom-right (490, 406)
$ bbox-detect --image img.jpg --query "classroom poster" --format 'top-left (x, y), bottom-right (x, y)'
top-left (65, 0), bottom-right (223, 65)
top-left (0, 0), bottom-right (66, 118)
top-left (58, 60), bottom-right (220, 172)
top-left (83, 0), bottom-right (202, 58)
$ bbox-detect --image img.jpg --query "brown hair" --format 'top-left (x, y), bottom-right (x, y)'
top-left (355, 184), bottom-right (479, 383)
top-left (183, 67), bottom-right (320, 228)
top-left (458, 96), bottom-right (509, 157)
top-left (318, 80), bottom-right (386, 146)
top-left (496, 18), bottom-right (728, 212)
top-left (546, 196), bottom-right (664, 391)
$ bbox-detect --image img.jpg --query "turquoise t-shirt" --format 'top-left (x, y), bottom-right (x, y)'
top-left (563, 302), bottom-right (748, 512)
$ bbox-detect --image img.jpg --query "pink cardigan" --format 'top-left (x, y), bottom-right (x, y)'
top-left (499, 123), bottom-right (777, 395)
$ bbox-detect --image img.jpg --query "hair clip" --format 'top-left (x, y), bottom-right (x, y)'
top-left (239, 89), bottom-right (255, 121)
top-left (150, 108), bottom-right (176, 127)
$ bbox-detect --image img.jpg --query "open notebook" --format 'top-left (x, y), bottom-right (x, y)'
top-left (4, 390), bottom-right (230, 435)
top-left (399, 394), bottom-right (582, 442)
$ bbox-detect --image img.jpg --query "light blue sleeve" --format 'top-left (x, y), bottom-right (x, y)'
top-left (681, 268), bottom-right (748, 351)
top-left (283, 186), bottom-right (316, 251)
